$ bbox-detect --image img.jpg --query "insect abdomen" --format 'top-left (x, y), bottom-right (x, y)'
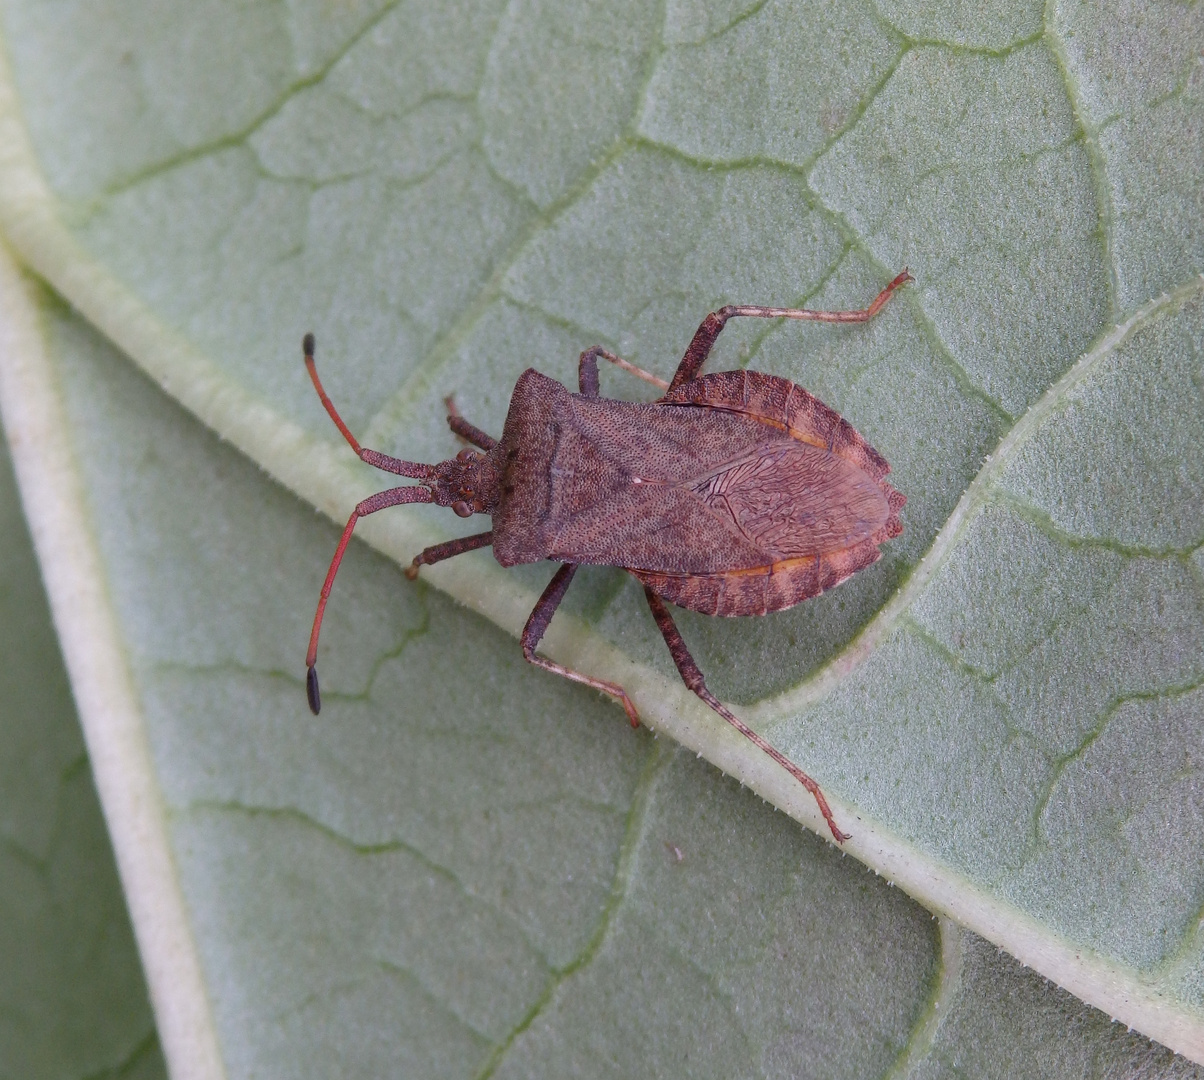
top-left (631, 538), bottom-right (883, 617)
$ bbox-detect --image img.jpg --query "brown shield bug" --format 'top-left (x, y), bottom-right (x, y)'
top-left (303, 271), bottom-right (910, 842)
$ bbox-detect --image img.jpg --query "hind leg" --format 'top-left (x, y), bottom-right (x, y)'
top-left (643, 586), bottom-right (849, 843)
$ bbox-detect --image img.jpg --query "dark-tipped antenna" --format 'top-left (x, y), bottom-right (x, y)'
top-left (302, 333), bottom-right (437, 713)
top-left (304, 333), bottom-right (436, 479)
top-left (305, 486), bottom-right (433, 714)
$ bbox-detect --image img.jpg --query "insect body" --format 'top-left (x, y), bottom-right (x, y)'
top-left (304, 271), bottom-right (910, 842)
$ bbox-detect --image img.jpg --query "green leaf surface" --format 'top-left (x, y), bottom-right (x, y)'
top-left (0, 0), bottom-right (1201, 1072)
top-left (8, 280), bottom-right (1200, 1079)
top-left (0, 357), bottom-right (165, 1077)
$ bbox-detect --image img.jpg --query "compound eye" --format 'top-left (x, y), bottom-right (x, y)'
top-left (456, 448), bottom-right (479, 462)
top-left (451, 500), bottom-right (473, 517)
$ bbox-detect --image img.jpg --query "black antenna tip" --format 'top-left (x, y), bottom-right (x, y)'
top-left (302, 332), bottom-right (315, 360)
top-left (306, 665), bottom-right (321, 714)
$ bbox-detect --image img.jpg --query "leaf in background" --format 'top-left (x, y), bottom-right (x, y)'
top-left (0, 0), bottom-right (1201, 1072)
top-left (0, 374), bottom-right (164, 1077)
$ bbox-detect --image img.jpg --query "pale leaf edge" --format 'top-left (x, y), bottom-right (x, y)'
top-left (0, 242), bottom-right (227, 1079)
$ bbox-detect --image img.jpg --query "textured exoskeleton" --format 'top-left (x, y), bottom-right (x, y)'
top-left (491, 367), bottom-right (904, 613)
top-left (303, 271), bottom-right (912, 842)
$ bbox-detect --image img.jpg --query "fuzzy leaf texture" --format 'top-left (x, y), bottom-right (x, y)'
top-left (0, 0), bottom-right (1201, 1076)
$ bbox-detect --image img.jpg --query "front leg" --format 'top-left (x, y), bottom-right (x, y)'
top-left (443, 396), bottom-right (498, 450)
top-left (405, 530), bottom-right (493, 580)
top-left (643, 586), bottom-right (849, 843)
top-left (522, 563), bottom-right (640, 727)
top-left (668, 270), bottom-right (913, 391)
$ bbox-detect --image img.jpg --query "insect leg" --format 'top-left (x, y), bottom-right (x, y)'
top-left (642, 586), bottom-right (850, 843)
top-left (668, 270), bottom-right (913, 392)
top-left (523, 564), bottom-right (641, 727)
top-left (578, 346), bottom-right (669, 398)
top-left (405, 530), bottom-right (494, 580)
top-left (443, 396), bottom-right (498, 450)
